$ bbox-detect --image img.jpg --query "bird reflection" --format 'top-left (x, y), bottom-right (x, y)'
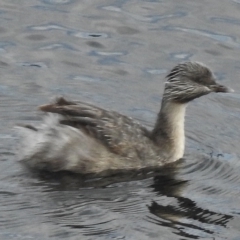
top-left (32, 164), bottom-right (179, 190)
top-left (148, 159), bottom-right (233, 239)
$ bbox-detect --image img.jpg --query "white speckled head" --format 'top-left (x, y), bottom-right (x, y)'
top-left (164, 62), bottom-right (233, 103)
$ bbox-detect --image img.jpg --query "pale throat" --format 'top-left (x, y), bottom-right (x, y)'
top-left (152, 101), bottom-right (187, 161)
top-left (165, 102), bottom-right (186, 158)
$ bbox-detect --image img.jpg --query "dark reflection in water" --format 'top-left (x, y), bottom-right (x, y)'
top-left (27, 161), bottom-right (180, 190)
top-left (10, 158), bottom-right (236, 239)
top-left (1, 0), bottom-right (240, 239)
top-left (149, 174), bottom-right (233, 239)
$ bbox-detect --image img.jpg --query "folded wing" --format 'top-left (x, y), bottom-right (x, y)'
top-left (39, 97), bottom-right (151, 157)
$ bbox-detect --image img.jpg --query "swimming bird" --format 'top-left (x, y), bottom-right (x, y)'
top-left (17, 62), bottom-right (233, 176)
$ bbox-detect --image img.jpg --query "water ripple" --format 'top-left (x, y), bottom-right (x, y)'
top-left (17, 62), bottom-right (48, 68)
top-left (145, 68), bottom-right (167, 75)
top-left (102, 6), bottom-right (187, 23)
top-left (149, 159), bottom-right (236, 238)
top-left (170, 52), bottom-right (193, 61)
top-left (163, 26), bottom-right (240, 48)
top-left (211, 17), bottom-right (240, 25)
top-left (68, 31), bottom-right (109, 39)
top-left (28, 24), bottom-right (108, 45)
top-left (28, 23), bottom-right (67, 31)
top-left (40, 0), bottom-right (74, 5)
top-left (90, 50), bottom-right (126, 57)
top-left (39, 43), bottom-right (79, 51)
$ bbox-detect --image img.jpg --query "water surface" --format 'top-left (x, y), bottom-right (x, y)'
top-left (1, 0), bottom-right (240, 239)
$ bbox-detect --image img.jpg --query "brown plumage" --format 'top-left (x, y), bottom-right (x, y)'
top-left (17, 62), bottom-right (233, 176)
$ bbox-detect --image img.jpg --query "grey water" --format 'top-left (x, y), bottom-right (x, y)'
top-left (1, 0), bottom-right (240, 239)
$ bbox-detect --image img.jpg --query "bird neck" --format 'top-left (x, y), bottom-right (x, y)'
top-left (151, 99), bottom-right (187, 161)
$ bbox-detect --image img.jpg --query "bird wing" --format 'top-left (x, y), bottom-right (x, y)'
top-left (39, 97), bottom-right (151, 157)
